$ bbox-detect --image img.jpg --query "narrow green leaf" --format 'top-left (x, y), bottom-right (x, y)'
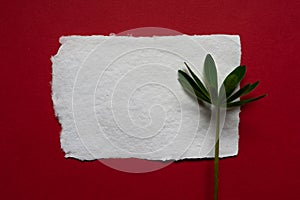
top-left (226, 84), bottom-right (251, 103)
top-left (227, 81), bottom-right (260, 102)
top-left (218, 83), bottom-right (229, 106)
top-left (204, 54), bottom-right (218, 103)
top-left (178, 70), bottom-right (211, 103)
top-left (243, 81), bottom-right (260, 96)
top-left (222, 65), bottom-right (246, 98)
top-left (227, 94), bottom-right (267, 107)
top-left (184, 62), bottom-right (210, 99)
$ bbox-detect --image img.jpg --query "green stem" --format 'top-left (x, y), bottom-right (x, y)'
top-left (214, 106), bottom-right (220, 200)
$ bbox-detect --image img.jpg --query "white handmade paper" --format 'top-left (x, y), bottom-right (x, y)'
top-left (52, 35), bottom-right (241, 161)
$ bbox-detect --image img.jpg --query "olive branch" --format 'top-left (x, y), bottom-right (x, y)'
top-left (178, 54), bottom-right (266, 200)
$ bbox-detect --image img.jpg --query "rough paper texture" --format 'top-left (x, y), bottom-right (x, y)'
top-left (51, 35), bottom-right (241, 161)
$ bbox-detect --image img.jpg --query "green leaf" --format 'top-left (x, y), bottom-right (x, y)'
top-left (244, 81), bottom-right (260, 95)
top-left (227, 84), bottom-right (251, 103)
top-left (184, 62), bottom-right (210, 100)
top-left (222, 65), bottom-right (246, 98)
top-left (204, 54), bottom-right (218, 103)
top-left (227, 94), bottom-right (267, 107)
top-left (227, 81), bottom-right (260, 102)
top-left (178, 70), bottom-right (211, 103)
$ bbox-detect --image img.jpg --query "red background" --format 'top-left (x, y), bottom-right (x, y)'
top-left (1, 0), bottom-right (300, 199)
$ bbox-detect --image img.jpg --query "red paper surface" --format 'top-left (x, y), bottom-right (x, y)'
top-left (1, 0), bottom-right (299, 199)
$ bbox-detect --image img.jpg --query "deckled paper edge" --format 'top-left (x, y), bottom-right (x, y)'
top-left (51, 34), bottom-right (241, 161)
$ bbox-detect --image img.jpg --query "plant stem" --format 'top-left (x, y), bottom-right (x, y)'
top-left (214, 106), bottom-right (220, 200)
